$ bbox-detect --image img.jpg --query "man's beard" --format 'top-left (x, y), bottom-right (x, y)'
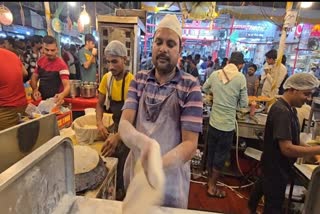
top-left (154, 54), bottom-right (176, 75)
top-left (155, 62), bottom-right (175, 75)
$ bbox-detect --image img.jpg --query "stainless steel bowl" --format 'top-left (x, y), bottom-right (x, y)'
top-left (80, 84), bottom-right (97, 98)
top-left (69, 80), bottom-right (81, 98)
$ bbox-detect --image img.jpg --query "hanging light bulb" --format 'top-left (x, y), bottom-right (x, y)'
top-left (0, 5), bottom-right (13, 26)
top-left (79, 4), bottom-right (90, 25)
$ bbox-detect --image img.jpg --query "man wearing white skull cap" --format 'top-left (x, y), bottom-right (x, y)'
top-left (249, 72), bottom-right (320, 213)
top-left (119, 14), bottom-right (203, 208)
top-left (96, 40), bottom-right (134, 200)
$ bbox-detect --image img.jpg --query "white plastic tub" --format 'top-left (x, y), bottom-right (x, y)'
top-left (72, 113), bottom-right (113, 144)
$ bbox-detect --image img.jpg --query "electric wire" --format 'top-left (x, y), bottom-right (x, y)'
top-left (191, 117), bottom-right (255, 192)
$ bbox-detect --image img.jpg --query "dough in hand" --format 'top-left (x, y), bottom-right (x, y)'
top-left (73, 145), bottom-right (99, 174)
top-left (122, 140), bottom-right (165, 214)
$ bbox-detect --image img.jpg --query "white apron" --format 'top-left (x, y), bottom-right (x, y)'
top-left (123, 82), bottom-right (191, 209)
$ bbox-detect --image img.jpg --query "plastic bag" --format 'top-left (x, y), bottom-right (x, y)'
top-left (38, 98), bottom-right (57, 114)
top-left (25, 103), bottom-right (42, 118)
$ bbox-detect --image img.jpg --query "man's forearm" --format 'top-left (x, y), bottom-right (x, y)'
top-left (96, 102), bottom-right (104, 125)
top-left (60, 86), bottom-right (70, 98)
top-left (30, 75), bottom-right (38, 91)
top-left (281, 141), bottom-right (320, 158)
top-left (162, 140), bottom-right (197, 170)
top-left (84, 55), bottom-right (95, 69)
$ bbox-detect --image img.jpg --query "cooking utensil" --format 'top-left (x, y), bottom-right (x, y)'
top-left (69, 80), bottom-right (81, 98)
top-left (75, 157), bottom-right (108, 193)
top-left (80, 83), bottom-right (97, 98)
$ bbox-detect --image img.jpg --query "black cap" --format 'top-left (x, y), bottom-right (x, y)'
top-left (229, 51), bottom-right (245, 65)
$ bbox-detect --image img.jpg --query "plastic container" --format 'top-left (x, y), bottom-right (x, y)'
top-left (72, 113), bottom-right (113, 144)
top-left (85, 108), bottom-right (96, 115)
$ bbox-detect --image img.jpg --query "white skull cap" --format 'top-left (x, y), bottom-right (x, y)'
top-left (104, 40), bottom-right (127, 57)
top-left (155, 14), bottom-right (182, 39)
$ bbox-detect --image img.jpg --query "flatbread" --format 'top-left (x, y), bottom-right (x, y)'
top-left (74, 145), bottom-right (99, 174)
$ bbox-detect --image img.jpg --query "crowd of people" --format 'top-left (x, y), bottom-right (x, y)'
top-left (2, 12), bottom-right (320, 214)
top-left (0, 33), bottom-right (100, 130)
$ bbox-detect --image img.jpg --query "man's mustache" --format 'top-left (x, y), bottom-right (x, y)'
top-left (156, 54), bottom-right (169, 61)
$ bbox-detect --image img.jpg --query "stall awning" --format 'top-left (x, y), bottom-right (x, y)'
top-left (219, 5), bottom-right (320, 25)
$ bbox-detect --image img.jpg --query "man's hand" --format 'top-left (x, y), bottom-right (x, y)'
top-left (101, 134), bottom-right (120, 157)
top-left (54, 93), bottom-right (65, 106)
top-left (97, 122), bottom-right (109, 139)
top-left (92, 48), bottom-right (97, 56)
top-left (32, 89), bottom-right (41, 101)
top-left (264, 68), bottom-right (271, 75)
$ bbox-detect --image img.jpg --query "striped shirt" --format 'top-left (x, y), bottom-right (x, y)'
top-left (123, 68), bottom-right (203, 133)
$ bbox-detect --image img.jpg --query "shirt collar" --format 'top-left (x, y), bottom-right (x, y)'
top-left (147, 67), bottom-right (182, 84)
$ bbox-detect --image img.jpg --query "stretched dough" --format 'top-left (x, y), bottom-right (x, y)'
top-left (73, 145), bottom-right (99, 174)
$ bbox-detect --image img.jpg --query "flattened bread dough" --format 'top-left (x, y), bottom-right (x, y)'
top-left (122, 140), bottom-right (165, 214)
top-left (74, 145), bottom-right (99, 174)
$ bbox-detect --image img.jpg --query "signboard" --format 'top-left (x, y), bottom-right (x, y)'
top-left (233, 20), bottom-right (277, 41)
top-left (30, 10), bottom-right (44, 29)
top-left (311, 24), bottom-right (320, 37)
top-left (2, 24), bottom-right (34, 36)
top-left (62, 22), bottom-right (80, 38)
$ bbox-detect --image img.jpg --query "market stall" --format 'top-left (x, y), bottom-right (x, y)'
top-left (0, 124), bottom-right (219, 214)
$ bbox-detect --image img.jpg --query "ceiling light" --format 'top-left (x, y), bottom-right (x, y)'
top-left (69, 2), bottom-right (76, 7)
top-left (301, 2), bottom-right (313, 8)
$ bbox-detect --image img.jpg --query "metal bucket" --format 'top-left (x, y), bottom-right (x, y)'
top-left (69, 80), bottom-right (81, 98)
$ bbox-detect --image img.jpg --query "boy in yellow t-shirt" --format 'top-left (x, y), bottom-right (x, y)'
top-left (96, 40), bottom-right (133, 200)
top-left (98, 71), bottom-right (133, 104)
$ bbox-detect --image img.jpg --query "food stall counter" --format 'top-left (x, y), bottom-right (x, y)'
top-left (0, 134), bottom-right (219, 214)
top-left (64, 97), bottom-right (98, 112)
top-left (59, 127), bottom-right (117, 200)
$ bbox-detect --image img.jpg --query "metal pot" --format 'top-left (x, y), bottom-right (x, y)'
top-left (69, 80), bottom-right (81, 98)
top-left (80, 83), bottom-right (97, 98)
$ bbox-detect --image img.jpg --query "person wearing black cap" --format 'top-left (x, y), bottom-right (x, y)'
top-left (202, 51), bottom-right (248, 198)
top-left (78, 33), bottom-right (97, 82)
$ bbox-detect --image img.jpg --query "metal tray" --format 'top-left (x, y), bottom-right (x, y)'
top-left (0, 136), bottom-right (74, 214)
top-left (0, 113), bottom-right (59, 173)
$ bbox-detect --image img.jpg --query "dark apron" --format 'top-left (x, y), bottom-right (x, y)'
top-left (107, 72), bottom-right (127, 131)
top-left (107, 72), bottom-right (130, 200)
top-left (38, 67), bottom-right (61, 99)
